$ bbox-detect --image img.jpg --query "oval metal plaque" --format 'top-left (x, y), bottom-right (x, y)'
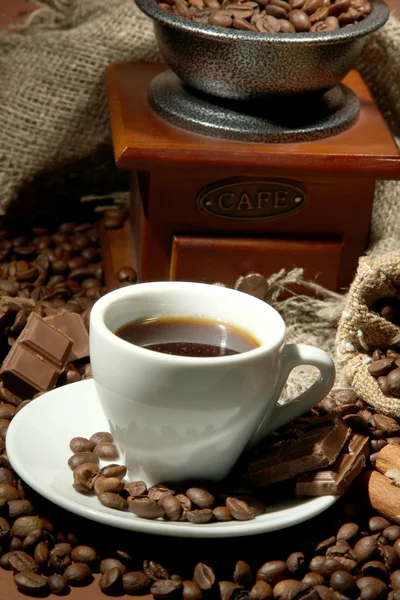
top-left (197, 178), bottom-right (307, 220)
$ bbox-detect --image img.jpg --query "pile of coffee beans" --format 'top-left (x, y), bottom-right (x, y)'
top-left (158, 0), bottom-right (372, 33)
top-left (3, 217), bottom-right (400, 597)
top-left (69, 431), bottom-right (265, 522)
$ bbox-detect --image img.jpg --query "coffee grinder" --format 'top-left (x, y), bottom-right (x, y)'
top-left (104, 0), bottom-right (400, 292)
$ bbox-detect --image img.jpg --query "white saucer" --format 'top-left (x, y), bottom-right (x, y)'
top-left (6, 379), bottom-right (338, 538)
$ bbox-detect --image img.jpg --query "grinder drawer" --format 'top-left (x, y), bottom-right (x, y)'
top-left (170, 235), bottom-right (343, 290)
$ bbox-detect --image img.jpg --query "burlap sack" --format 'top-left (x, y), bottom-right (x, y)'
top-left (336, 252), bottom-right (400, 416)
top-left (0, 0), bottom-right (161, 215)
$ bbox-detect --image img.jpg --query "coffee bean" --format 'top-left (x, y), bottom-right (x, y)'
top-left (9, 550), bottom-right (40, 572)
top-left (93, 441), bottom-right (119, 460)
top-left (287, 553), bottom-right (305, 576)
top-left (387, 369), bottom-right (400, 396)
top-left (126, 480), bottom-right (147, 496)
top-left (368, 358), bottom-right (395, 378)
top-left (13, 569), bottom-right (48, 592)
top-left (302, 573), bottom-right (325, 586)
top-left (185, 487), bottom-right (215, 509)
top-left (213, 506), bottom-right (232, 521)
top-left (256, 561), bottom-right (290, 586)
top-left (98, 492), bottom-right (128, 511)
top-left (336, 523), bottom-right (359, 542)
top-left (71, 545), bottom-right (97, 564)
top-left (186, 508), bottom-right (213, 524)
top-left (128, 496), bottom-right (164, 519)
top-left (249, 580), bottom-right (273, 600)
top-left (353, 536), bottom-right (379, 564)
top-left (98, 566), bottom-right (122, 592)
top-left (226, 497), bottom-right (255, 520)
top-left (330, 570), bottom-right (357, 594)
top-left (72, 462), bottom-right (99, 494)
top-left (48, 543), bottom-right (72, 572)
top-left (64, 562), bottom-right (92, 585)
top-left (148, 484), bottom-right (175, 502)
top-left (369, 516), bottom-right (391, 533)
top-left (47, 573), bottom-right (69, 595)
top-left (160, 495), bottom-right (183, 521)
top-left (356, 576), bottom-right (388, 599)
top-left (69, 436), bottom-right (95, 453)
top-left (194, 563), bottom-right (216, 590)
top-left (273, 579), bottom-right (300, 600)
top-left (94, 475), bottom-right (124, 495)
top-left (329, 0), bottom-right (351, 15)
top-left (0, 403), bottom-right (17, 420)
top-left (362, 561), bottom-right (388, 581)
top-left (90, 431), bottom-right (114, 444)
top-left (0, 467), bottom-right (17, 486)
top-left (68, 451), bottom-right (99, 470)
top-left (380, 545), bottom-right (400, 572)
top-left (11, 515), bottom-right (42, 538)
top-left (377, 376), bottom-right (390, 395)
top-left (121, 570), bottom-right (151, 593)
top-left (383, 526), bottom-right (400, 543)
top-left (151, 579), bottom-right (183, 599)
top-left (234, 560), bottom-right (253, 587)
top-left (99, 557), bottom-right (128, 575)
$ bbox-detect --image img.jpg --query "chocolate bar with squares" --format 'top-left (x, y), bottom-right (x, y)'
top-left (242, 416), bottom-right (351, 488)
top-left (295, 433), bottom-right (369, 496)
top-left (0, 312), bottom-right (73, 399)
top-left (44, 312), bottom-right (89, 362)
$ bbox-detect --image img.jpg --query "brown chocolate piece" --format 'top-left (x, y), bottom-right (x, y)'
top-left (295, 433), bottom-right (369, 496)
top-left (44, 312), bottom-right (89, 361)
top-left (0, 313), bottom-right (73, 399)
top-left (242, 417), bottom-right (351, 488)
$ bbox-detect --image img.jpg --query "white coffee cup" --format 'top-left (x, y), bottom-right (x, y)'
top-left (90, 282), bottom-right (335, 484)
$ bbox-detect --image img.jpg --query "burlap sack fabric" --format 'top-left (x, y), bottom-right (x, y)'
top-left (336, 254), bottom-right (400, 416)
top-left (0, 0), bottom-right (399, 407)
top-left (0, 0), bottom-right (161, 214)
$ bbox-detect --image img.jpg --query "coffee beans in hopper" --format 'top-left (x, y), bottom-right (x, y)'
top-left (158, 0), bottom-right (373, 33)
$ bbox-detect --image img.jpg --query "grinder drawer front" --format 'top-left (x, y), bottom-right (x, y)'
top-left (170, 235), bottom-right (343, 291)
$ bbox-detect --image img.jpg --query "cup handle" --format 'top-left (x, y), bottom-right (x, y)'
top-left (246, 343), bottom-right (335, 451)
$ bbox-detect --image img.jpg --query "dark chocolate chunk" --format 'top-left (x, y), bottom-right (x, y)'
top-left (0, 312), bottom-right (72, 399)
top-left (44, 312), bottom-right (89, 361)
top-left (242, 417), bottom-right (351, 487)
top-left (295, 433), bottom-right (369, 496)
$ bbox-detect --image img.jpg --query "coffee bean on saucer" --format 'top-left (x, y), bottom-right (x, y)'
top-left (186, 509), bottom-right (213, 524)
top-left (213, 506), bottom-right (232, 521)
top-left (69, 437), bottom-right (95, 453)
top-left (100, 463), bottom-right (127, 479)
top-left (226, 497), bottom-right (255, 520)
top-left (126, 480), bottom-right (148, 497)
top-left (186, 487), bottom-right (215, 509)
top-left (94, 476), bottom-right (125, 495)
top-left (89, 431), bottom-right (114, 445)
top-left (68, 452), bottom-right (99, 470)
top-left (93, 442), bottom-right (119, 460)
top-left (98, 493), bottom-right (128, 511)
top-left (160, 495), bottom-right (183, 521)
top-left (72, 463), bottom-right (99, 494)
top-left (128, 497), bottom-right (165, 519)
top-left (148, 483), bottom-right (175, 502)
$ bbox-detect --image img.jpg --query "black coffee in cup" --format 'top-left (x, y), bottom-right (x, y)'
top-left (115, 316), bottom-right (259, 357)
